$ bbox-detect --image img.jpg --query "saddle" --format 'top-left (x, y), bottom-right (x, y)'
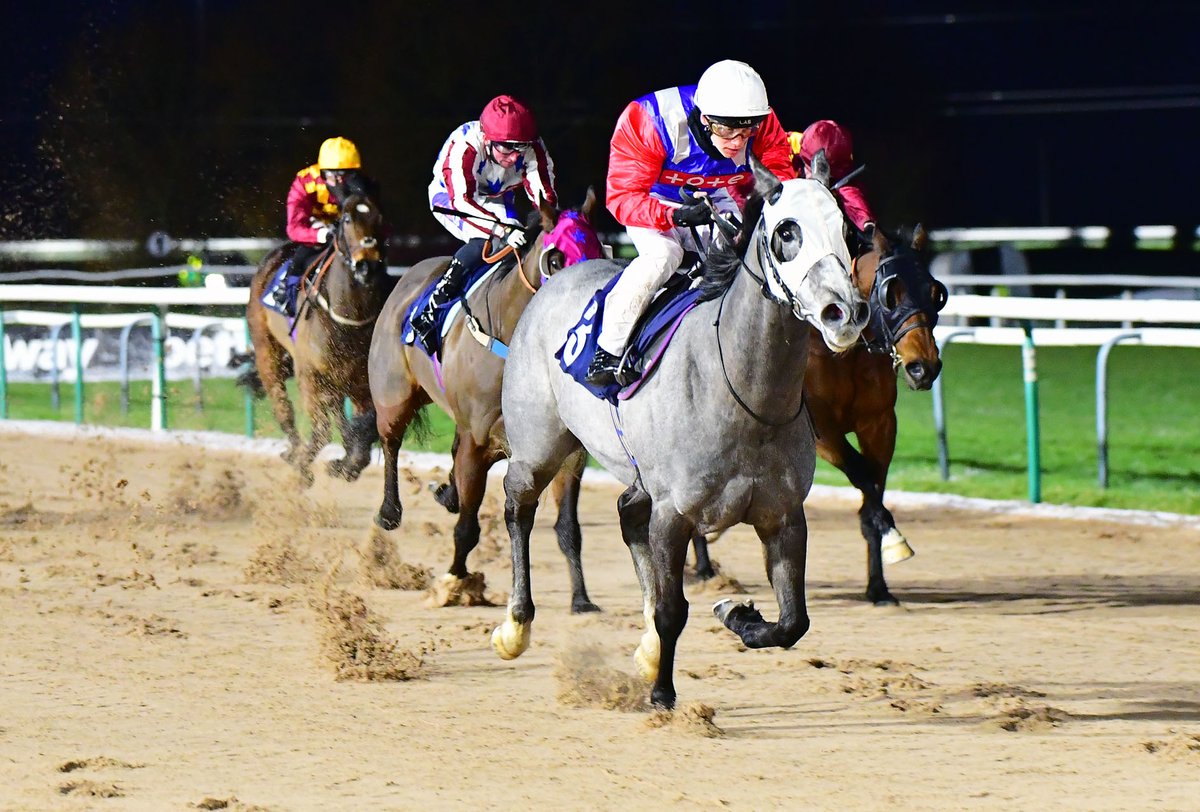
top-left (261, 244), bottom-right (335, 318)
top-left (400, 251), bottom-right (518, 361)
top-left (557, 264), bottom-right (705, 404)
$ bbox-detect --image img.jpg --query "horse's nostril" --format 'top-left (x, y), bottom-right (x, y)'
top-left (906, 361), bottom-right (926, 381)
top-left (822, 303), bottom-right (846, 324)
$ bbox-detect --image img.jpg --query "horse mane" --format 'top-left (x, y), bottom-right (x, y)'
top-left (697, 193), bottom-right (764, 301)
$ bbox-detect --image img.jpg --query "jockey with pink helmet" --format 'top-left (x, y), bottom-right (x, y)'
top-left (412, 95), bottom-right (558, 348)
top-left (787, 119), bottom-right (876, 237)
top-left (585, 60), bottom-right (795, 386)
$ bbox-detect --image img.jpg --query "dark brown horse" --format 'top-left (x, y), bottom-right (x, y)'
top-left (246, 194), bottom-right (392, 485)
top-left (367, 191), bottom-right (606, 612)
top-left (693, 226), bottom-right (946, 605)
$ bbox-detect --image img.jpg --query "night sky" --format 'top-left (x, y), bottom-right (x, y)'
top-left (4, 1), bottom-right (1199, 248)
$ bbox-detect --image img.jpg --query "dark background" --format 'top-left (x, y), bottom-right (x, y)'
top-left (4, 0), bottom-right (1198, 254)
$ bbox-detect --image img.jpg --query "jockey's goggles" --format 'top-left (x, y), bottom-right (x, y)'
top-left (492, 141), bottom-right (531, 155)
top-left (706, 120), bottom-right (762, 140)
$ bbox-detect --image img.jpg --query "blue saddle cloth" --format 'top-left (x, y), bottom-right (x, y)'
top-left (259, 261), bottom-right (291, 317)
top-left (400, 260), bottom-right (508, 360)
top-left (557, 271), bottom-right (704, 404)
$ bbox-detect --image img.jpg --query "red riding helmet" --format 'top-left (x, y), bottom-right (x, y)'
top-left (480, 95), bottom-right (539, 142)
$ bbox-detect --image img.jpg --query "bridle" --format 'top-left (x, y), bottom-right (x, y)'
top-left (304, 204), bottom-right (386, 327)
top-left (860, 248), bottom-right (947, 366)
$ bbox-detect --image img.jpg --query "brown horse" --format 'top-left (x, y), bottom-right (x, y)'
top-left (693, 226), bottom-right (946, 605)
top-left (246, 194), bottom-right (392, 485)
top-left (367, 191), bottom-right (606, 612)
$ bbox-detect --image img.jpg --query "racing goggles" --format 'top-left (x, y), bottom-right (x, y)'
top-left (492, 141), bottom-right (531, 156)
top-left (706, 118), bottom-right (763, 140)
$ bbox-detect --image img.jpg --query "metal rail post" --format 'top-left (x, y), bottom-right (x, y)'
top-left (151, 308), bottom-right (168, 431)
top-left (48, 322), bottom-right (67, 411)
top-left (118, 316), bottom-right (153, 415)
top-left (1095, 332), bottom-right (1142, 488)
top-left (1020, 322), bottom-right (1041, 503)
top-left (0, 309), bottom-right (7, 419)
top-left (931, 329), bottom-right (976, 480)
top-left (71, 306), bottom-right (84, 424)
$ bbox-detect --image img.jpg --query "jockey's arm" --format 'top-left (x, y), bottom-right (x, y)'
top-left (836, 184), bottom-right (877, 233)
top-left (751, 111), bottom-right (798, 183)
top-left (522, 139), bottom-right (558, 209)
top-left (606, 101), bottom-right (674, 231)
top-left (285, 172), bottom-right (326, 244)
top-left (441, 138), bottom-right (497, 238)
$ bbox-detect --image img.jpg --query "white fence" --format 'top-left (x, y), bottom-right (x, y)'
top-left (1, 282), bottom-right (1198, 502)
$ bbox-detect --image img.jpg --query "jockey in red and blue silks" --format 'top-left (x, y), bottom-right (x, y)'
top-left (788, 119), bottom-right (877, 238)
top-left (586, 60), bottom-right (794, 386)
top-left (410, 95), bottom-right (558, 348)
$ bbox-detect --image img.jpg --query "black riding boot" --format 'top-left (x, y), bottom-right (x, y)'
top-left (584, 347), bottom-right (624, 387)
top-left (411, 258), bottom-right (470, 349)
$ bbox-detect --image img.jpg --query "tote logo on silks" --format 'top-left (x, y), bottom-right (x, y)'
top-left (560, 299), bottom-right (599, 368)
top-left (658, 169), bottom-right (747, 189)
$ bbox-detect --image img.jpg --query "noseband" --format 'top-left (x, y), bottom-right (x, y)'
top-left (862, 251), bottom-right (946, 359)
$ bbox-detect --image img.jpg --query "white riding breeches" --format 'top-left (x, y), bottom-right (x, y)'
top-left (597, 223), bottom-right (718, 355)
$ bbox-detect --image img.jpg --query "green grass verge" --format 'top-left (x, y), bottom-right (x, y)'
top-left (2, 342), bottom-right (1197, 515)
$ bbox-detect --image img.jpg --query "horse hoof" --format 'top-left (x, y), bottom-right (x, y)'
top-left (491, 614), bottom-right (531, 660)
top-left (374, 511), bottom-right (401, 531)
top-left (873, 596), bottom-right (901, 608)
top-left (650, 687), bottom-right (676, 711)
top-left (713, 599), bottom-right (763, 628)
top-left (429, 482), bottom-right (460, 514)
top-left (570, 598), bottom-right (602, 615)
top-left (634, 631), bottom-right (660, 682)
top-left (881, 529), bottom-right (915, 565)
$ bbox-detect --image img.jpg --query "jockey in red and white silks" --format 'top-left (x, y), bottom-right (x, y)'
top-left (586, 60), bottom-right (794, 386)
top-left (427, 113), bottom-right (557, 242)
top-left (411, 95), bottom-right (558, 348)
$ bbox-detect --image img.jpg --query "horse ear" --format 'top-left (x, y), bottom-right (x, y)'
top-left (911, 223), bottom-right (927, 251)
top-left (749, 152), bottom-right (783, 205)
top-left (733, 195), bottom-right (764, 255)
top-left (538, 193), bottom-right (557, 231)
top-left (581, 185), bottom-right (598, 222)
top-left (873, 226), bottom-right (890, 255)
top-left (810, 148), bottom-right (832, 187)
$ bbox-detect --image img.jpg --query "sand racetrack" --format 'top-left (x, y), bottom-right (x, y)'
top-left (1, 425), bottom-right (1198, 810)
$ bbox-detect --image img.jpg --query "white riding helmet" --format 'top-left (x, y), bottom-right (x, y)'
top-left (694, 60), bottom-right (770, 123)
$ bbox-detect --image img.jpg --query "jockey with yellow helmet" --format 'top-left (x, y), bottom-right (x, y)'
top-left (585, 60), bottom-right (794, 386)
top-left (275, 136), bottom-right (381, 315)
top-left (410, 95), bottom-right (558, 349)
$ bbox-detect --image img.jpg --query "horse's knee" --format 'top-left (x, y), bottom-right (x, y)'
top-left (654, 598), bottom-right (689, 642)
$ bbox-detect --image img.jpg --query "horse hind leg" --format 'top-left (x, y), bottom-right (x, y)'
top-left (550, 450), bottom-right (601, 614)
top-left (715, 510), bottom-right (811, 651)
top-left (428, 432), bottom-right (461, 514)
top-left (445, 434), bottom-right (489, 580)
top-left (251, 329), bottom-right (302, 463)
top-left (854, 419), bottom-right (913, 606)
top-left (328, 405), bottom-right (377, 482)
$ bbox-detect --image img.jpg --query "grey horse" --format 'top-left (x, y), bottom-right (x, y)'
top-left (491, 152), bottom-right (869, 709)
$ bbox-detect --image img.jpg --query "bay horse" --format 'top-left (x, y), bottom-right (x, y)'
top-left (491, 152), bottom-right (868, 709)
top-left (691, 226), bottom-right (947, 606)
top-left (367, 191), bottom-right (606, 613)
top-left (245, 194), bottom-right (392, 485)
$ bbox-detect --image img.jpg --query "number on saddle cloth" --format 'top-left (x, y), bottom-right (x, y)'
top-left (556, 270), bottom-right (704, 404)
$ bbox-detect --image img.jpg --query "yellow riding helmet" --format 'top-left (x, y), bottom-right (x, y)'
top-left (317, 136), bottom-right (362, 170)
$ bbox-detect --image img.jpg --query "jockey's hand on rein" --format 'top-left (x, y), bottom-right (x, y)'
top-left (672, 201), bottom-right (714, 228)
top-left (505, 228), bottom-right (528, 250)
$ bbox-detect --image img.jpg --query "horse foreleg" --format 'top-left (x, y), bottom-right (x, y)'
top-left (646, 505), bottom-right (695, 710)
top-left (328, 402), bottom-right (377, 482)
top-left (446, 435), bottom-right (488, 579)
top-left (617, 485), bottom-right (657, 683)
top-left (855, 413), bottom-right (912, 604)
top-left (551, 450), bottom-right (600, 614)
top-left (820, 431), bottom-right (903, 606)
top-left (374, 400), bottom-right (420, 531)
top-left (295, 375), bottom-right (335, 487)
top-left (715, 511), bottom-right (811, 650)
top-left (491, 459), bottom-right (553, 661)
top-left (429, 432), bottom-right (461, 514)
top-left (690, 531), bottom-right (717, 580)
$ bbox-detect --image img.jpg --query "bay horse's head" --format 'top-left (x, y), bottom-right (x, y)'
top-left (720, 151), bottom-right (868, 351)
top-left (332, 194), bottom-right (386, 287)
top-left (524, 186), bottom-right (605, 286)
top-left (853, 225), bottom-right (946, 389)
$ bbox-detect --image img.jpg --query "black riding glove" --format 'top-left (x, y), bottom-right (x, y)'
top-left (671, 202), bottom-right (714, 228)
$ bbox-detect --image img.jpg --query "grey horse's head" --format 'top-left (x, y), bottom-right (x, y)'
top-left (747, 151), bottom-right (868, 351)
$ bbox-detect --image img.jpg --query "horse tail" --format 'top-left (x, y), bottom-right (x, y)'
top-left (230, 350), bottom-right (268, 399)
top-left (403, 406), bottom-right (433, 448)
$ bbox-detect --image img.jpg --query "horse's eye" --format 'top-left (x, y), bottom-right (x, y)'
top-left (549, 253), bottom-right (564, 273)
top-left (770, 220), bottom-right (802, 262)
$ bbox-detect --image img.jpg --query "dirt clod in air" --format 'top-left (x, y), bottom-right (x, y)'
top-left (426, 571), bottom-right (495, 607)
top-left (553, 643), bottom-right (648, 712)
top-left (645, 702), bottom-right (725, 737)
top-left (244, 536), bottom-right (320, 586)
top-left (312, 578), bottom-right (425, 681)
top-left (358, 528), bottom-right (431, 590)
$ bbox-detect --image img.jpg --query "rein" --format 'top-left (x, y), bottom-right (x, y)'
top-left (860, 252), bottom-right (935, 365)
top-left (298, 221), bottom-right (382, 329)
top-left (708, 213), bottom-right (809, 428)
